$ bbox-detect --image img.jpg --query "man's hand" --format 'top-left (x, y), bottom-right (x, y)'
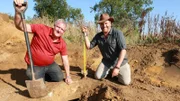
top-left (14, 0), bottom-right (25, 6)
top-left (65, 76), bottom-right (73, 85)
top-left (81, 26), bottom-right (88, 36)
top-left (112, 67), bottom-right (120, 77)
top-left (14, 0), bottom-right (27, 12)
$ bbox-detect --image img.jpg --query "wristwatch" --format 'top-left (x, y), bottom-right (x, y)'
top-left (66, 76), bottom-right (71, 79)
top-left (115, 66), bottom-right (120, 69)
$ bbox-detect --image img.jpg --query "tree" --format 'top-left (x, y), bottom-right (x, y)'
top-left (91, 0), bottom-right (153, 30)
top-left (33, 0), bottom-right (84, 22)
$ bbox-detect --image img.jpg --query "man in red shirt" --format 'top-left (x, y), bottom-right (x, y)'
top-left (13, 0), bottom-right (72, 84)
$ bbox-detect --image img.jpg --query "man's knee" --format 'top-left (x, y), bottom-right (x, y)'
top-left (94, 72), bottom-right (106, 80)
top-left (51, 73), bottom-right (64, 82)
top-left (122, 80), bottom-right (131, 85)
top-left (26, 69), bottom-right (32, 80)
top-left (118, 78), bottom-right (131, 86)
top-left (56, 75), bottom-right (64, 82)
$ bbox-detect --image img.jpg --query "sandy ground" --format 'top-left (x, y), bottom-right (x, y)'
top-left (0, 13), bottom-right (180, 101)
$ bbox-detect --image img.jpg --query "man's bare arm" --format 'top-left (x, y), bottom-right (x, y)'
top-left (14, 0), bottom-right (32, 32)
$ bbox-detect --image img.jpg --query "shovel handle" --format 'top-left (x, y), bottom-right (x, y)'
top-left (13, 1), bottom-right (28, 19)
top-left (14, 1), bottom-right (35, 80)
top-left (21, 20), bottom-right (36, 81)
top-left (21, 19), bottom-right (35, 81)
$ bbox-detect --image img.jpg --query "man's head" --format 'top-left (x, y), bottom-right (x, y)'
top-left (53, 19), bottom-right (67, 38)
top-left (97, 13), bottom-right (114, 34)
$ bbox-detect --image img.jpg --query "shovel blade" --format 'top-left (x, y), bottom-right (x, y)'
top-left (25, 78), bottom-right (48, 98)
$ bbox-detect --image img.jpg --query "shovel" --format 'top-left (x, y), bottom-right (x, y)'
top-left (14, 2), bottom-right (47, 98)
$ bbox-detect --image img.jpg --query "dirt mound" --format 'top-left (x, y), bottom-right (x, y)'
top-left (79, 84), bottom-right (123, 101)
top-left (77, 42), bottom-right (180, 101)
top-left (127, 43), bottom-right (180, 88)
top-left (0, 14), bottom-right (180, 101)
top-left (0, 13), bottom-right (10, 22)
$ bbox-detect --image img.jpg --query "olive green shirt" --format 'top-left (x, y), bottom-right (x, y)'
top-left (90, 28), bottom-right (128, 66)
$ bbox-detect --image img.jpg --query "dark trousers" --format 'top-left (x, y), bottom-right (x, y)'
top-left (26, 62), bottom-right (64, 82)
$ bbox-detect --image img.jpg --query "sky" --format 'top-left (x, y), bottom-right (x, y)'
top-left (0, 0), bottom-right (180, 22)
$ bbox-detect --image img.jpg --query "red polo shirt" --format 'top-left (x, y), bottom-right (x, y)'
top-left (24, 24), bottom-right (67, 66)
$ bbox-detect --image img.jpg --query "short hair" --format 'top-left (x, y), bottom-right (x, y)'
top-left (54, 19), bottom-right (67, 30)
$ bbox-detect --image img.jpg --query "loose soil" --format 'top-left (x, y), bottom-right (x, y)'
top-left (0, 13), bottom-right (180, 101)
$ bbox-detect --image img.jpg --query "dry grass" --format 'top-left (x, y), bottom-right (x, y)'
top-left (29, 17), bottom-right (97, 44)
top-left (141, 12), bottom-right (180, 43)
top-left (2, 13), bottom-right (180, 46)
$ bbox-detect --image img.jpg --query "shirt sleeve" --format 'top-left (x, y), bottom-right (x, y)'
top-left (60, 40), bottom-right (68, 56)
top-left (117, 31), bottom-right (126, 50)
top-left (90, 34), bottom-right (99, 49)
top-left (30, 24), bottom-right (45, 35)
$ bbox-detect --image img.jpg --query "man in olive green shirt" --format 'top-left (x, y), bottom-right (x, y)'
top-left (81, 13), bottom-right (131, 85)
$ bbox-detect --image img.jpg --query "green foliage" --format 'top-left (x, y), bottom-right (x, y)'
top-left (33, 0), bottom-right (84, 22)
top-left (125, 28), bottom-right (140, 45)
top-left (91, 0), bottom-right (153, 29)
